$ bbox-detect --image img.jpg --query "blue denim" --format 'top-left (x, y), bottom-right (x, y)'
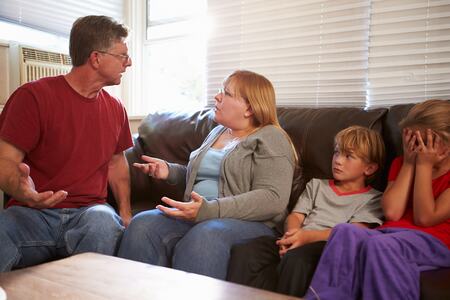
top-left (118, 209), bottom-right (275, 279)
top-left (0, 204), bottom-right (124, 272)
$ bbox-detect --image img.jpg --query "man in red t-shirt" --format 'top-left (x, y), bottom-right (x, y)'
top-left (0, 15), bottom-right (133, 272)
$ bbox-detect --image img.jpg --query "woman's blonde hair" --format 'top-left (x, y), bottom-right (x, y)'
top-left (335, 125), bottom-right (386, 182)
top-left (224, 70), bottom-right (298, 162)
top-left (399, 99), bottom-right (450, 144)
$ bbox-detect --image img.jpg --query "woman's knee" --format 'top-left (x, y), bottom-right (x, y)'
top-left (127, 210), bottom-right (160, 231)
top-left (183, 219), bottom-right (245, 248)
top-left (280, 247), bottom-right (310, 272)
top-left (174, 220), bottom-right (236, 262)
top-left (122, 210), bottom-right (192, 251)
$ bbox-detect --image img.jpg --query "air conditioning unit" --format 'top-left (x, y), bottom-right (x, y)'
top-left (8, 43), bottom-right (72, 94)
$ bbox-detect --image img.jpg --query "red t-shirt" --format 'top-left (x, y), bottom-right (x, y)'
top-left (380, 156), bottom-right (450, 248)
top-left (0, 76), bottom-right (133, 208)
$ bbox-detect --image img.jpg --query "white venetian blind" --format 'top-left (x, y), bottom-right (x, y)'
top-left (0, 0), bottom-right (124, 36)
top-left (368, 0), bottom-right (450, 107)
top-left (207, 0), bottom-right (371, 107)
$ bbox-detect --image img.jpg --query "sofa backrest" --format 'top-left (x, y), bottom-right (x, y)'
top-left (126, 104), bottom-right (415, 213)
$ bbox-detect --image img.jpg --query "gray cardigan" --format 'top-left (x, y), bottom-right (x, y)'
top-left (166, 124), bottom-right (296, 228)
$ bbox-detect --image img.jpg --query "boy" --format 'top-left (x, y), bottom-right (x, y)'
top-left (226, 125), bottom-right (385, 297)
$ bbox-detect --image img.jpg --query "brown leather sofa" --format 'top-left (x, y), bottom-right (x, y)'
top-left (121, 104), bottom-right (449, 299)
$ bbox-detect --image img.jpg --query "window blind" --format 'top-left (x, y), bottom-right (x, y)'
top-left (367, 0), bottom-right (450, 107)
top-left (0, 0), bottom-right (124, 37)
top-left (207, 0), bottom-right (371, 107)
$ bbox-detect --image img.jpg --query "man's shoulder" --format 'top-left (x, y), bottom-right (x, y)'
top-left (4, 76), bottom-right (64, 108)
top-left (21, 75), bottom-right (64, 91)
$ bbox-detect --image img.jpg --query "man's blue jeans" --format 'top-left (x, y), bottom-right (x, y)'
top-left (117, 209), bottom-right (275, 280)
top-left (0, 204), bottom-right (124, 272)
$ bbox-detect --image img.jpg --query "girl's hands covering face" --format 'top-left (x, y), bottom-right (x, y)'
top-left (402, 128), bottom-right (417, 164)
top-left (415, 129), bottom-right (449, 167)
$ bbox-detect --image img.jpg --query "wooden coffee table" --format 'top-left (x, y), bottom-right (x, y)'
top-left (0, 253), bottom-right (300, 299)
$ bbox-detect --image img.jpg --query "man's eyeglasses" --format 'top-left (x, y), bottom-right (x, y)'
top-left (97, 50), bottom-right (131, 63)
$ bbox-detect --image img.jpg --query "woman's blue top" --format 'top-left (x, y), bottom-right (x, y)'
top-left (192, 147), bottom-right (229, 200)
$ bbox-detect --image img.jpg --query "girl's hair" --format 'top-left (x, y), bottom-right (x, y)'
top-left (224, 70), bottom-right (298, 162)
top-left (335, 125), bottom-right (386, 182)
top-left (399, 99), bottom-right (450, 144)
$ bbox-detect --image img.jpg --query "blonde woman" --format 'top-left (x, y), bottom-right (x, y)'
top-left (118, 70), bottom-right (297, 279)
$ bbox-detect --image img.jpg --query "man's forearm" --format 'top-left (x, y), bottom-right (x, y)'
top-left (0, 139), bottom-right (26, 200)
top-left (0, 158), bottom-right (21, 198)
top-left (108, 153), bottom-right (132, 217)
top-left (109, 169), bottom-right (131, 215)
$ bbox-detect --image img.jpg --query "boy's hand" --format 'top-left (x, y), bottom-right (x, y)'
top-left (277, 228), bottom-right (299, 253)
top-left (415, 129), bottom-right (448, 167)
top-left (402, 128), bottom-right (417, 164)
top-left (276, 228), bottom-right (308, 257)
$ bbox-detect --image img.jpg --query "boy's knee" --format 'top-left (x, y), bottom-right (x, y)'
top-left (280, 248), bottom-right (310, 273)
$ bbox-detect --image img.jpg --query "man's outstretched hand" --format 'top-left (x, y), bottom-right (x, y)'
top-left (14, 163), bottom-right (67, 208)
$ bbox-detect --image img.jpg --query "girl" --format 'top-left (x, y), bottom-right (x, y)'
top-left (305, 99), bottom-right (450, 300)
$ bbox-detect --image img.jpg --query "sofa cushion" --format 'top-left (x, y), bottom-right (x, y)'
top-left (420, 268), bottom-right (450, 300)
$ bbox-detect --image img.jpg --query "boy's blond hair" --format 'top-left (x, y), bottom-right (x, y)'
top-left (399, 99), bottom-right (450, 144)
top-left (335, 125), bottom-right (385, 182)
